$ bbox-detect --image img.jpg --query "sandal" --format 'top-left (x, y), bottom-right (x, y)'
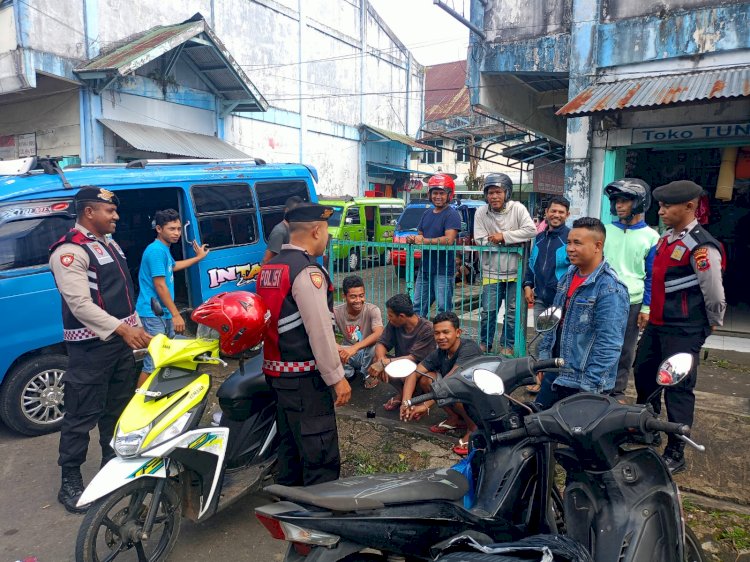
top-left (452, 439), bottom-right (469, 456)
top-left (363, 375), bottom-right (380, 389)
top-left (525, 383), bottom-right (541, 394)
top-left (429, 420), bottom-right (468, 434)
top-left (383, 396), bottom-right (402, 411)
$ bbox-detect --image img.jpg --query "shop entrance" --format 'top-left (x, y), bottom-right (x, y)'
top-left (624, 145), bottom-right (750, 335)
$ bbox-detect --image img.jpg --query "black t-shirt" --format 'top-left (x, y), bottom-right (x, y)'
top-left (421, 338), bottom-right (482, 378)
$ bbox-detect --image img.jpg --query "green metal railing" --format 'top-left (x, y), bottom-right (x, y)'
top-left (326, 239), bottom-right (529, 357)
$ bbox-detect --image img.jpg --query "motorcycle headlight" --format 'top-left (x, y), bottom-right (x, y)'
top-left (146, 411), bottom-right (193, 450)
top-left (114, 424), bottom-right (151, 457)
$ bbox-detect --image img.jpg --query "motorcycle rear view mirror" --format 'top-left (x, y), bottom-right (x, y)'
top-left (536, 307), bottom-right (562, 333)
top-left (385, 358), bottom-right (417, 379)
top-left (657, 353), bottom-right (694, 386)
top-left (473, 369), bottom-right (505, 396)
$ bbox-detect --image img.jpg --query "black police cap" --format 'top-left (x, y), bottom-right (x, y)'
top-left (74, 186), bottom-right (120, 206)
top-left (286, 202), bottom-right (334, 223)
top-left (652, 181), bottom-right (704, 204)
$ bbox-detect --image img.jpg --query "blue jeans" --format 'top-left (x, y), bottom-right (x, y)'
top-left (413, 267), bottom-right (454, 319)
top-left (479, 281), bottom-right (517, 351)
top-left (141, 316), bottom-right (175, 373)
top-left (342, 346), bottom-right (375, 379)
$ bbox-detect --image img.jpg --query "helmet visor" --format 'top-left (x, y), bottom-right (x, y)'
top-left (196, 323), bottom-right (220, 341)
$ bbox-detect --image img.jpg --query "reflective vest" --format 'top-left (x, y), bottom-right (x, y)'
top-left (50, 229), bottom-right (137, 342)
top-left (650, 224), bottom-right (725, 327)
top-left (257, 248), bottom-right (333, 377)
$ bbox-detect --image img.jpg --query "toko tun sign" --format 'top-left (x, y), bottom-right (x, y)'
top-left (632, 122), bottom-right (750, 144)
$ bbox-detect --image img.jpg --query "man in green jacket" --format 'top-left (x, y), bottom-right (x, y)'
top-left (603, 179), bottom-right (660, 400)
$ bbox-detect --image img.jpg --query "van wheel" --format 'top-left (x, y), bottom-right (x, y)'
top-left (347, 249), bottom-right (360, 271)
top-left (0, 354), bottom-right (67, 435)
top-left (380, 249), bottom-right (392, 266)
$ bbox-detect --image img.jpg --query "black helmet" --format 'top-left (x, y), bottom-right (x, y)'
top-left (483, 173), bottom-right (513, 201)
top-left (604, 178), bottom-right (651, 219)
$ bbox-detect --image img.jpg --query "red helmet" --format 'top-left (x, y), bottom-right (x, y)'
top-left (427, 173), bottom-right (455, 201)
top-left (191, 291), bottom-right (270, 356)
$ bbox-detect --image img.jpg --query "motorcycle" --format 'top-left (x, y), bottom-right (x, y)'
top-left (255, 315), bottom-right (567, 561)
top-left (75, 298), bottom-right (278, 562)
top-left (255, 314), bottom-right (706, 561)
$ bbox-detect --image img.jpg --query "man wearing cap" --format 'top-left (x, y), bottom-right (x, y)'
top-left (474, 173), bottom-right (536, 355)
top-left (49, 186), bottom-right (152, 513)
top-left (634, 180), bottom-right (726, 474)
top-left (257, 203), bottom-right (352, 486)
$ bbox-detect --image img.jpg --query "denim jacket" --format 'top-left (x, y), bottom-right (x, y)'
top-left (539, 260), bottom-right (629, 393)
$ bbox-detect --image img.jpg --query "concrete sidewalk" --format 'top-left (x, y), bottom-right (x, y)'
top-left (341, 345), bottom-right (750, 506)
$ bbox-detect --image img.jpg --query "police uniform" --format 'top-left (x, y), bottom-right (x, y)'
top-left (49, 187), bottom-right (140, 512)
top-left (634, 181), bottom-right (726, 471)
top-left (257, 203), bottom-right (345, 486)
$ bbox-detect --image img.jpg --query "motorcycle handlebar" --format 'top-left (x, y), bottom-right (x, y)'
top-left (406, 392), bottom-right (435, 407)
top-left (491, 427), bottom-right (529, 444)
top-left (644, 418), bottom-right (691, 436)
top-left (532, 358), bottom-right (564, 371)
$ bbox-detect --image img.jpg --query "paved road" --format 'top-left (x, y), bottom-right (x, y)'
top-left (0, 424), bottom-right (286, 562)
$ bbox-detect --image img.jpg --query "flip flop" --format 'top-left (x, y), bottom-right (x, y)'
top-left (382, 396), bottom-right (402, 411)
top-left (452, 439), bottom-right (469, 456)
top-left (363, 375), bottom-right (380, 389)
top-left (525, 383), bottom-right (541, 394)
top-left (429, 420), bottom-right (468, 434)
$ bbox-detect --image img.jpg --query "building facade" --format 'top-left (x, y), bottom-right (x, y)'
top-left (467, 0), bottom-right (750, 330)
top-left (0, 0), bottom-right (425, 196)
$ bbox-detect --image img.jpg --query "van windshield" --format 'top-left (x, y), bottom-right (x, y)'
top-left (397, 207), bottom-right (428, 232)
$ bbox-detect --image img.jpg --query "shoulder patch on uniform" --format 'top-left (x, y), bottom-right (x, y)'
top-left (694, 247), bottom-right (710, 271)
top-left (309, 271), bottom-right (324, 289)
top-left (60, 253), bottom-right (75, 267)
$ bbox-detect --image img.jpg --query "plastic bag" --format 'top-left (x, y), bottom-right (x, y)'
top-left (451, 448), bottom-right (477, 509)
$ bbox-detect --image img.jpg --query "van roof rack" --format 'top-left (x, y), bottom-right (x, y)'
top-left (78, 158), bottom-right (267, 169)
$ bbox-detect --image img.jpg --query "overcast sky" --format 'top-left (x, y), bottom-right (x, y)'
top-left (367, 0), bottom-right (471, 67)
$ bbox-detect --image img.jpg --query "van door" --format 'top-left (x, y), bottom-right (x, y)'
top-left (188, 182), bottom-right (263, 302)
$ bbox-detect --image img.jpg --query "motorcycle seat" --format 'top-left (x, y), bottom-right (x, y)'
top-left (265, 467), bottom-right (469, 512)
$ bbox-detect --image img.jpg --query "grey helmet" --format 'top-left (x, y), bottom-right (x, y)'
top-left (483, 173), bottom-right (513, 202)
top-left (604, 178), bottom-right (651, 220)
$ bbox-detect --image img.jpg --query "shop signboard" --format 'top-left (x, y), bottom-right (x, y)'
top-left (0, 135), bottom-right (15, 160)
top-left (533, 157), bottom-right (565, 195)
top-left (17, 133), bottom-right (36, 157)
top-left (633, 122), bottom-right (750, 144)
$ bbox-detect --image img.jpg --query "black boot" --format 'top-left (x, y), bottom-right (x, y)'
top-left (58, 467), bottom-right (88, 514)
top-left (662, 446), bottom-right (686, 475)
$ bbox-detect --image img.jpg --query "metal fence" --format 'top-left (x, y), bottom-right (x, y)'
top-left (326, 239), bottom-right (529, 357)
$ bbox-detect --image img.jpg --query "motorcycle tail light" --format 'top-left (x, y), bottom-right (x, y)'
top-left (255, 513), bottom-right (285, 540)
top-left (280, 521), bottom-right (339, 546)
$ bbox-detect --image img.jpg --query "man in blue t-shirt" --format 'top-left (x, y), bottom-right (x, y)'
top-left (406, 174), bottom-right (462, 318)
top-left (135, 208), bottom-right (209, 386)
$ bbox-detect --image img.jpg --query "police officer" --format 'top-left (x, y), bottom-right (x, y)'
top-left (634, 180), bottom-right (726, 474)
top-left (49, 186), bottom-right (151, 512)
top-left (257, 203), bottom-right (352, 486)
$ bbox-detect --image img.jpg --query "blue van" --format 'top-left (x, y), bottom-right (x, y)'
top-left (0, 157), bottom-right (319, 435)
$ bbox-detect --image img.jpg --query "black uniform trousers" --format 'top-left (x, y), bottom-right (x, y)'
top-left (58, 336), bottom-right (136, 468)
top-left (266, 373), bottom-right (340, 486)
top-left (634, 323), bottom-right (710, 454)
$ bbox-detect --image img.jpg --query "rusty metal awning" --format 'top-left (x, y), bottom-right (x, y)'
top-left (75, 13), bottom-right (267, 115)
top-left (360, 124), bottom-right (436, 151)
top-left (501, 138), bottom-right (565, 163)
top-left (557, 66), bottom-right (750, 117)
top-left (99, 118), bottom-right (249, 159)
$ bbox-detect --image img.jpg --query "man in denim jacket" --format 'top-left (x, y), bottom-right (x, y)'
top-left (536, 217), bottom-right (630, 409)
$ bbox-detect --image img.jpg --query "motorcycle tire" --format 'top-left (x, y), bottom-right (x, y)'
top-left (75, 478), bottom-right (181, 562)
top-left (684, 524), bottom-right (707, 562)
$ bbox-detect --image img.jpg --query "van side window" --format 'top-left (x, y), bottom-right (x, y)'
top-left (255, 181), bottom-right (310, 239)
top-left (345, 207), bottom-right (361, 225)
top-left (191, 184), bottom-right (258, 249)
top-left (0, 215), bottom-right (74, 271)
top-left (379, 206), bottom-right (402, 225)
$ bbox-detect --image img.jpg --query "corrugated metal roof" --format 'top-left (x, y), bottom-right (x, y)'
top-left (424, 60), bottom-right (470, 122)
top-left (75, 14), bottom-right (267, 113)
top-left (557, 66), bottom-right (750, 116)
top-left (99, 118), bottom-right (249, 159)
top-left (360, 125), bottom-right (436, 151)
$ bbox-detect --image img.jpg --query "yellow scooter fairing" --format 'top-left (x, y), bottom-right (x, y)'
top-left (148, 333), bottom-right (221, 370)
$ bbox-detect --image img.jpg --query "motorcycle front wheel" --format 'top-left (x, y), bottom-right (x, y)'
top-left (75, 478), bottom-right (181, 562)
top-left (684, 525), bottom-right (707, 562)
